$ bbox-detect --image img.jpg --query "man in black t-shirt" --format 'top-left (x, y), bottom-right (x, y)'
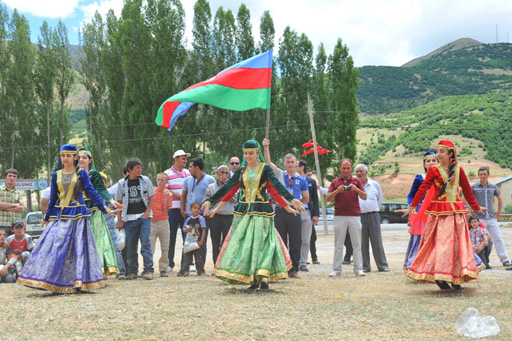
top-left (117, 158), bottom-right (155, 280)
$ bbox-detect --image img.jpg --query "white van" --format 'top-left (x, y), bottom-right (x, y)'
top-left (25, 211), bottom-right (45, 238)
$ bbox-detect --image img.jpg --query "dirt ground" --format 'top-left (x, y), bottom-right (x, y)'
top-left (3, 224), bottom-right (512, 340)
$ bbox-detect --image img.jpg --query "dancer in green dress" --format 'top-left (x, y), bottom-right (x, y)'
top-left (78, 148), bottom-right (123, 276)
top-left (202, 140), bottom-right (304, 290)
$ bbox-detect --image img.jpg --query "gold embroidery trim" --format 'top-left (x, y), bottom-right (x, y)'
top-left (17, 277), bottom-right (105, 293)
top-left (57, 170), bottom-right (78, 208)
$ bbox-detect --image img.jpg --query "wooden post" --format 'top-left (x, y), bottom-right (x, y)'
top-left (307, 93), bottom-right (329, 235)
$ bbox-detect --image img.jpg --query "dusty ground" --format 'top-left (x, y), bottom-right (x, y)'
top-left (3, 225), bottom-right (512, 340)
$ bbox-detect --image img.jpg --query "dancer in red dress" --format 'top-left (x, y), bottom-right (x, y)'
top-left (403, 140), bottom-right (487, 292)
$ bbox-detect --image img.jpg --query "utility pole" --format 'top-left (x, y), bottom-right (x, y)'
top-left (496, 24), bottom-right (498, 43)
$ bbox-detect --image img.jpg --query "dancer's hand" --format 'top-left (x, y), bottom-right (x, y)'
top-left (208, 207), bottom-right (220, 218)
top-left (395, 208), bottom-right (415, 214)
top-left (401, 206), bottom-right (416, 217)
top-left (284, 205), bottom-right (299, 216)
top-left (110, 200), bottom-right (125, 209)
top-left (108, 208), bottom-right (123, 216)
top-left (201, 201), bottom-right (211, 216)
top-left (291, 199), bottom-right (305, 212)
top-left (40, 220), bottom-right (49, 226)
top-left (476, 207), bottom-right (488, 215)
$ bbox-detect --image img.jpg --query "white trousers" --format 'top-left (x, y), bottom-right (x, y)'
top-left (333, 216), bottom-right (363, 272)
top-left (480, 218), bottom-right (509, 264)
top-left (299, 210), bottom-right (313, 266)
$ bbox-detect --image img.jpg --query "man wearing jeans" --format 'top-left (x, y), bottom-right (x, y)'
top-left (326, 159), bottom-right (367, 277)
top-left (117, 158), bottom-right (155, 280)
top-left (263, 138), bottom-right (309, 278)
top-left (469, 167), bottom-right (510, 268)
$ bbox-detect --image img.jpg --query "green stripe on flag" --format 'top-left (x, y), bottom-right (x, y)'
top-left (169, 85), bottom-right (270, 111)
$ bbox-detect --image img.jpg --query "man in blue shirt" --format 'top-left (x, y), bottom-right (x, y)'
top-left (263, 139), bottom-right (309, 277)
top-left (181, 158), bottom-right (215, 267)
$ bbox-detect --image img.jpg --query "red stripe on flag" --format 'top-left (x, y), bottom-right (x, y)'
top-left (182, 68), bottom-right (270, 93)
top-left (162, 101), bottom-right (181, 128)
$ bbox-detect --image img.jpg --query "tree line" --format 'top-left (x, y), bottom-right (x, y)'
top-left (0, 0), bottom-right (359, 195)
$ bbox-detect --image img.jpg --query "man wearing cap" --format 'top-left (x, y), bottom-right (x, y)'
top-left (228, 156), bottom-right (241, 178)
top-left (0, 169), bottom-right (24, 237)
top-left (164, 149), bottom-right (191, 272)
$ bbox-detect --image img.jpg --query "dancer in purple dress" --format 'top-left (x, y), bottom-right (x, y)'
top-left (17, 144), bottom-right (117, 293)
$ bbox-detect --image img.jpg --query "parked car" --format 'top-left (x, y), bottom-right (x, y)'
top-left (379, 202), bottom-right (409, 224)
top-left (25, 211), bottom-right (45, 238)
top-left (317, 207), bottom-right (334, 223)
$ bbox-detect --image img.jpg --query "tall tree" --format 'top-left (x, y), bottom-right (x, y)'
top-left (0, 4), bottom-right (9, 172)
top-left (303, 42), bottom-right (335, 174)
top-left (34, 21), bottom-right (57, 181)
top-left (328, 38), bottom-right (359, 162)
top-left (119, 0), bottom-right (159, 178)
top-left (53, 20), bottom-right (73, 147)
top-left (146, 0), bottom-right (187, 172)
top-left (273, 27), bottom-right (314, 158)
top-left (4, 11), bottom-right (39, 209)
top-left (235, 4), bottom-right (254, 61)
top-left (79, 12), bottom-right (107, 170)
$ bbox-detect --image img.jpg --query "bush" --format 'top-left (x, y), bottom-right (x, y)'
top-left (504, 204), bottom-right (512, 214)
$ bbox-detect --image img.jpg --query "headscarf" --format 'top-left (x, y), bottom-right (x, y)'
top-left (78, 147), bottom-right (97, 171)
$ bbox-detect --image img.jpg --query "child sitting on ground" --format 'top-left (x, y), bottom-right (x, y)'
top-left (468, 216), bottom-right (491, 269)
top-left (177, 202), bottom-right (206, 277)
top-left (6, 220), bottom-right (34, 273)
top-left (0, 229), bottom-right (17, 283)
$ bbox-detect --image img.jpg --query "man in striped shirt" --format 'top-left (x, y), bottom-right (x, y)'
top-left (165, 149), bottom-right (191, 272)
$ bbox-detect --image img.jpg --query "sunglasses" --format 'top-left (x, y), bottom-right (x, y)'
top-left (230, 162), bottom-right (240, 165)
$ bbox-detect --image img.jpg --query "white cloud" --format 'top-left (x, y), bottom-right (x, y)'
top-left (3, 0), bottom-right (80, 19)
top-left (188, 0), bottom-right (512, 66)
top-left (80, 0), bottom-right (123, 23)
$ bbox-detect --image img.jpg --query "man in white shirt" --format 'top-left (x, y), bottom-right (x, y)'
top-left (355, 164), bottom-right (389, 272)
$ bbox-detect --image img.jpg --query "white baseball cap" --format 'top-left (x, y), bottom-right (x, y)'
top-left (173, 150), bottom-right (191, 158)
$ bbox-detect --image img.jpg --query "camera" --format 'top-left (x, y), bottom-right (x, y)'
top-left (343, 186), bottom-right (351, 191)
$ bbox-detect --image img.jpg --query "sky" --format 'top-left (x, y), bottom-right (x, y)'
top-left (2, 0), bottom-right (512, 67)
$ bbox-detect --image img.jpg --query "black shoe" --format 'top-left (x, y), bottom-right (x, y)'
top-left (260, 282), bottom-right (269, 290)
top-left (248, 283), bottom-right (259, 290)
top-left (342, 260), bottom-right (352, 265)
top-left (506, 265), bottom-right (512, 270)
top-left (451, 284), bottom-right (465, 292)
top-left (435, 280), bottom-right (451, 290)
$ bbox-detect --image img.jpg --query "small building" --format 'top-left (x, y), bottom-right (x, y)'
top-left (492, 175), bottom-right (512, 210)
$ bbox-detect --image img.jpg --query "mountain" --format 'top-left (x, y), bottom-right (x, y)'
top-left (401, 37), bottom-right (483, 67)
top-left (356, 40), bottom-right (512, 113)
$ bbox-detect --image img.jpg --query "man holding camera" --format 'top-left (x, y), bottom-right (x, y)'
top-left (326, 159), bottom-right (367, 277)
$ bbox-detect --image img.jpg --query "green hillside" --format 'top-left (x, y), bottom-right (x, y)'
top-left (358, 90), bottom-right (512, 168)
top-left (357, 42), bottom-right (512, 113)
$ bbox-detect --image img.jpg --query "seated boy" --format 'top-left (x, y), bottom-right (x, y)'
top-left (0, 229), bottom-right (17, 283)
top-left (6, 220), bottom-right (34, 273)
top-left (177, 202), bottom-right (206, 277)
top-left (468, 216), bottom-right (491, 269)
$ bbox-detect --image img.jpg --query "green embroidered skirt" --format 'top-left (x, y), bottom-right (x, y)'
top-left (214, 214), bottom-right (292, 285)
top-left (90, 209), bottom-right (119, 275)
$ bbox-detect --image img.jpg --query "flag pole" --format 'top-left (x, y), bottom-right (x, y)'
top-left (307, 92), bottom-right (329, 235)
top-left (265, 108), bottom-right (270, 139)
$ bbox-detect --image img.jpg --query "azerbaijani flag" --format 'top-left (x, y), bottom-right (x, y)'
top-left (155, 49), bottom-right (273, 131)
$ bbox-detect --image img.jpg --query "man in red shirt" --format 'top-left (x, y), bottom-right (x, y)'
top-left (326, 159), bottom-right (367, 277)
